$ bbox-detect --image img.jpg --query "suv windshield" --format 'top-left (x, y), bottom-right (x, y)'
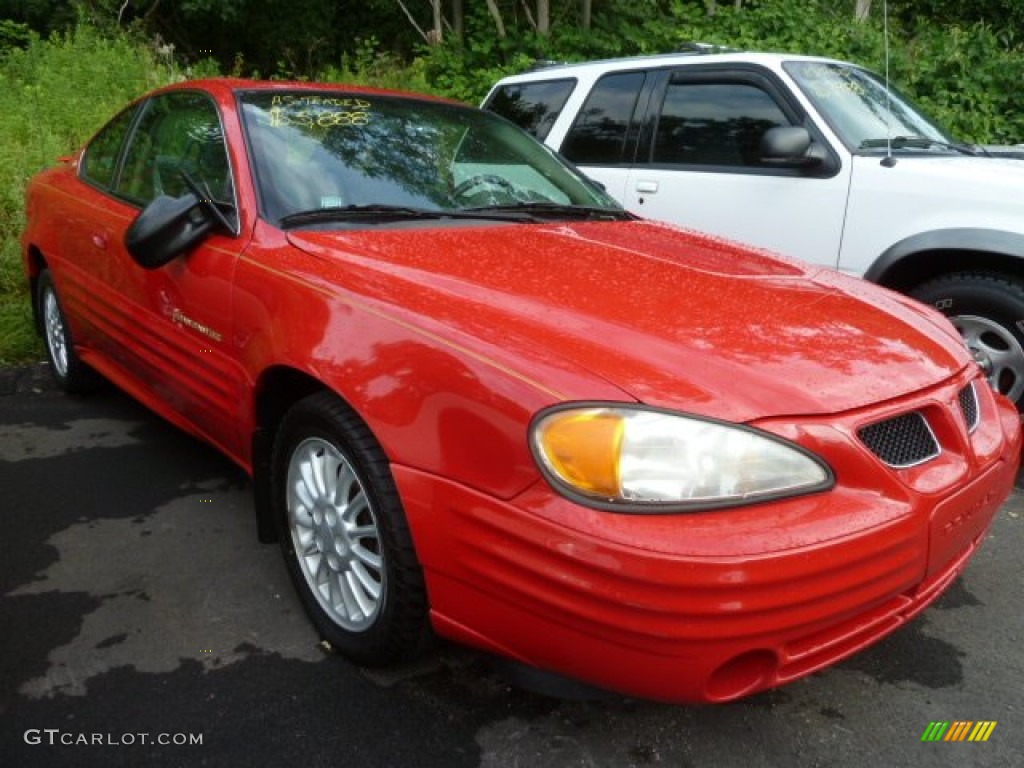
top-left (785, 61), bottom-right (952, 152)
top-left (238, 90), bottom-right (622, 226)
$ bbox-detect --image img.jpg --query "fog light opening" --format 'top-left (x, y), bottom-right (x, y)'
top-left (706, 650), bottom-right (778, 702)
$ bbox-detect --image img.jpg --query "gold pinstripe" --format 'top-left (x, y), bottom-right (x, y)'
top-left (238, 253), bottom-right (568, 401)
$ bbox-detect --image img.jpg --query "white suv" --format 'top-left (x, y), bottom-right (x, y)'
top-left (484, 50), bottom-right (1024, 410)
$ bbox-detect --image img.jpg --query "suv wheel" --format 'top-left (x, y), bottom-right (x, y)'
top-left (911, 272), bottom-right (1024, 410)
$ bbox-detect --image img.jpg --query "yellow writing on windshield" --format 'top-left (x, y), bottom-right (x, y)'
top-left (268, 95), bottom-right (372, 128)
top-left (271, 95), bottom-right (371, 108)
top-left (269, 106), bottom-right (371, 128)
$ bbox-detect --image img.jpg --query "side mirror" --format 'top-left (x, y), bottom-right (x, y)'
top-left (125, 193), bottom-right (214, 269)
top-left (760, 126), bottom-right (823, 168)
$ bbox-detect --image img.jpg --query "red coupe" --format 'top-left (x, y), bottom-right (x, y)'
top-left (21, 79), bottom-right (1021, 703)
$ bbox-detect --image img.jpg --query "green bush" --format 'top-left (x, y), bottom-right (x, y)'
top-left (0, 25), bottom-right (179, 364)
top-left (317, 37), bottom-right (434, 95)
top-left (900, 22), bottom-right (1024, 142)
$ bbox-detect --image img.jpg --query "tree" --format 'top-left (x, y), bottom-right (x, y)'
top-left (899, 0), bottom-right (1024, 30)
top-left (451, 0), bottom-right (463, 40)
top-left (704, 1), bottom-right (744, 15)
top-left (430, 0), bottom-right (443, 43)
top-left (485, 0), bottom-right (506, 38)
top-left (538, 0), bottom-right (550, 36)
top-left (396, 0), bottom-right (442, 44)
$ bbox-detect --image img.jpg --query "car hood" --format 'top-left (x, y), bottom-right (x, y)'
top-left (851, 154), bottom-right (1024, 216)
top-left (287, 220), bottom-right (971, 422)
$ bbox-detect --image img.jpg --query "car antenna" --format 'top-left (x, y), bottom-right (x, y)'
top-left (881, 0), bottom-right (897, 167)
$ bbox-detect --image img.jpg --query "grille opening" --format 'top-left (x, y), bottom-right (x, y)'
top-left (857, 411), bottom-right (940, 468)
top-left (958, 382), bottom-right (980, 433)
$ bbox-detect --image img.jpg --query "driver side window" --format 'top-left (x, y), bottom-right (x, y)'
top-left (652, 80), bottom-right (792, 168)
top-left (117, 92), bottom-right (234, 207)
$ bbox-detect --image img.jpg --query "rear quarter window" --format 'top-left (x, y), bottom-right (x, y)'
top-left (484, 79), bottom-right (576, 140)
top-left (80, 105), bottom-right (139, 189)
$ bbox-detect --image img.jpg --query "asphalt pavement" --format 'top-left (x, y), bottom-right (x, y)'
top-left (1, 363), bottom-right (1022, 768)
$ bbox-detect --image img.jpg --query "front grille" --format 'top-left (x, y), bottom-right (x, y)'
top-left (958, 382), bottom-right (980, 433)
top-left (857, 411), bottom-right (940, 468)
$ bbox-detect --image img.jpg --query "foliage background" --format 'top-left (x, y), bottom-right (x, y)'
top-left (1, 0), bottom-right (1022, 362)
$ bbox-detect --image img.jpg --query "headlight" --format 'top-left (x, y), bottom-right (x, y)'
top-left (530, 405), bottom-right (833, 512)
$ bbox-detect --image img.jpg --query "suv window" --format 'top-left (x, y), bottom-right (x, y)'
top-left (80, 106), bottom-right (138, 189)
top-left (485, 79), bottom-right (575, 140)
top-left (562, 72), bottom-right (645, 165)
top-left (652, 81), bottom-right (791, 167)
top-left (117, 91), bottom-right (233, 207)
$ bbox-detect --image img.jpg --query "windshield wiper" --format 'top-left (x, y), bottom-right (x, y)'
top-left (278, 204), bottom-right (532, 229)
top-left (463, 202), bottom-right (634, 221)
top-left (858, 136), bottom-right (979, 155)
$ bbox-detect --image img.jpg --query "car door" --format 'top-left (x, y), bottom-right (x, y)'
top-left (611, 67), bottom-right (852, 267)
top-left (107, 90), bottom-right (249, 459)
top-left (47, 104), bottom-right (142, 360)
top-left (556, 70), bottom-right (653, 203)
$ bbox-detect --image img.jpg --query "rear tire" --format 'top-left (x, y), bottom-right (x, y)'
top-left (271, 391), bottom-right (430, 666)
top-left (911, 272), bottom-right (1024, 411)
top-left (37, 269), bottom-right (99, 394)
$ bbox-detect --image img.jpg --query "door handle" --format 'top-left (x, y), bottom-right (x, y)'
top-left (635, 180), bottom-right (659, 194)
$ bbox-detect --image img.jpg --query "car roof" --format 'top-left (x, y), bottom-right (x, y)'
top-left (149, 77), bottom-right (464, 107)
top-left (493, 51), bottom-right (853, 84)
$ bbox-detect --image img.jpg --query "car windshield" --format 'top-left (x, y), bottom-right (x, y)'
top-left (238, 90), bottom-right (623, 226)
top-left (785, 61), bottom-right (953, 152)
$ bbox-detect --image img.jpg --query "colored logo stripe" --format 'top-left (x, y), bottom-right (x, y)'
top-left (969, 722), bottom-right (997, 742)
top-left (921, 721), bottom-right (996, 742)
top-left (945, 721), bottom-right (973, 741)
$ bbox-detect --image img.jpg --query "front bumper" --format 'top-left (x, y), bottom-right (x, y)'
top-left (397, 374), bottom-right (1022, 703)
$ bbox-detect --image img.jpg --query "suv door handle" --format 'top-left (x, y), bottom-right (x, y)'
top-left (636, 180), bottom-right (659, 194)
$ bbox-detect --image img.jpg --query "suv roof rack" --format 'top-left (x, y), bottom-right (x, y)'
top-left (528, 59), bottom-right (568, 71)
top-left (675, 42), bottom-right (739, 55)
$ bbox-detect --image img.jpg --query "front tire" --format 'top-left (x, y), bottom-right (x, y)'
top-left (271, 391), bottom-right (429, 666)
top-left (911, 272), bottom-right (1024, 410)
top-left (36, 269), bottom-right (98, 394)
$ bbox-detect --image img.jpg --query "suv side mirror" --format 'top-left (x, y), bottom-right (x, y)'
top-left (125, 193), bottom-right (214, 269)
top-left (760, 126), bottom-right (824, 168)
